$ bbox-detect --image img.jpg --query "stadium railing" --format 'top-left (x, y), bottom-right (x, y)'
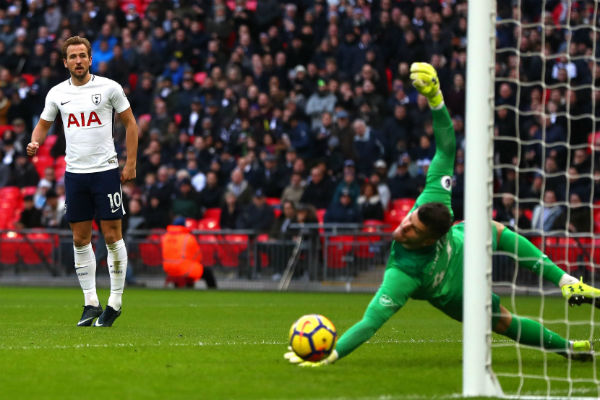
top-left (0, 227), bottom-right (594, 286)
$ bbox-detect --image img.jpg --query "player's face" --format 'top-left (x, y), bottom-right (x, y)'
top-left (395, 209), bottom-right (434, 248)
top-left (63, 44), bottom-right (91, 80)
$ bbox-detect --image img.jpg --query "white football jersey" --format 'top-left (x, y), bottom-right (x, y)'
top-left (40, 75), bottom-right (131, 173)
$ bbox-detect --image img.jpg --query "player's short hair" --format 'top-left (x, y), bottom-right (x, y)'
top-left (417, 202), bottom-right (452, 240)
top-left (61, 36), bottom-right (92, 59)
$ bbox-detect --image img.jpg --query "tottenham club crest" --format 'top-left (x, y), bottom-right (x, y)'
top-left (91, 94), bottom-right (101, 105)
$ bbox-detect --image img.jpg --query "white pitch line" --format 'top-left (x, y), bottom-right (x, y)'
top-left (0, 337), bottom-right (514, 351)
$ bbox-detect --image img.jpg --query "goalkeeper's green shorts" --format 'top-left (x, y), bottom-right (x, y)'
top-left (427, 222), bottom-right (502, 327)
top-left (374, 222), bottom-right (502, 328)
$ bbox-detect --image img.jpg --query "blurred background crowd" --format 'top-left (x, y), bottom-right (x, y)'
top-left (0, 0), bottom-right (599, 237)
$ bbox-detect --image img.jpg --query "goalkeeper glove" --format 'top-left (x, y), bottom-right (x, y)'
top-left (298, 350), bottom-right (339, 367)
top-left (284, 347), bottom-right (304, 364)
top-left (410, 62), bottom-right (444, 109)
top-left (283, 346), bottom-right (339, 367)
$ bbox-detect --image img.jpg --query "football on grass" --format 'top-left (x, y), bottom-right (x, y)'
top-left (289, 314), bottom-right (337, 361)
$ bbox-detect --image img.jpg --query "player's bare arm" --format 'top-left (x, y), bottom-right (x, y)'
top-left (118, 107), bottom-right (138, 183)
top-left (26, 119), bottom-right (53, 156)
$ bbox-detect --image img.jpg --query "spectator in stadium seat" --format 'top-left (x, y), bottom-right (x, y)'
top-left (331, 160), bottom-right (361, 206)
top-left (161, 217), bottom-right (217, 289)
top-left (285, 112), bottom-right (312, 159)
top-left (332, 110), bottom-right (355, 161)
top-left (257, 154), bottom-right (286, 198)
top-left (270, 200), bottom-right (298, 239)
top-left (369, 172), bottom-right (391, 211)
top-left (531, 189), bottom-right (565, 232)
top-left (171, 177), bottom-right (200, 220)
top-left (388, 157), bottom-right (418, 199)
top-left (554, 192), bottom-right (592, 234)
top-left (324, 188), bottom-right (362, 224)
top-left (41, 188), bottom-right (63, 228)
top-left (357, 181), bottom-right (384, 221)
top-left (281, 172), bottom-right (305, 206)
top-left (306, 78), bottom-right (337, 130)
top-left (9, 153), bottom-right (39, 187)
top-left (143, 195), bottom-right (170, 230)
top-left (300, 167), bottom-right (333, 210)
top-left (16, 195), bottom-right (42, 229)
top-left (220, 191), bottom-right (241, 230)
top-left (352, 118), bottom-right (384, 176)
top-left (236, 189), bottom-right (275, 233)
top-left (495, 193), bottom-right (531, 231)
top-left (198, 171), bottom-right (223, 210)
top-left (226, 167), bottom-right (253, 206)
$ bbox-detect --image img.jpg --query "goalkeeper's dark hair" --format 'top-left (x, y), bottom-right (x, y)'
top-left (62, 36), bottom-right (92, 59)
top-left (417, 202), bottom-right (452, 240)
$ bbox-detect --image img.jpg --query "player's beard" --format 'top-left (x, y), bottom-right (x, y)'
top-left (71, 65), bottom-right (89, 81)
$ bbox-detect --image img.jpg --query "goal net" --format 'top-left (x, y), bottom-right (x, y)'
top-left (465, 0), bottom-right (600, 398)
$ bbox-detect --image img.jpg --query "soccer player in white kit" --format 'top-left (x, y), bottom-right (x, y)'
top-left (26, 36), bottom-right (138, 327)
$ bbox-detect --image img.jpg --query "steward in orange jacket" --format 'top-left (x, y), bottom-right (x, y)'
top-left (161, 218), bottom-right (217, 288)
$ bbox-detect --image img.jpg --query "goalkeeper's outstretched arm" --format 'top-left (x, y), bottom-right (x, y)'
top-left (409, 63), bottom-right (455, 215)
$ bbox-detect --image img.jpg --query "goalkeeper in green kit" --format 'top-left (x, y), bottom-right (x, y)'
top-left (285, 62), bottom-right (600, 366)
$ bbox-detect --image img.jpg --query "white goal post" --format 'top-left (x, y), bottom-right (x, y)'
top-left (463, 0), bottom-right (502, 397)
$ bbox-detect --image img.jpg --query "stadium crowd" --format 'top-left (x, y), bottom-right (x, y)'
top-left (0, 0), bottom-right (599, 236)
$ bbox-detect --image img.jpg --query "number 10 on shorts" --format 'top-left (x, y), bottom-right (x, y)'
top-left (107, 192), bottom-right (122, 214)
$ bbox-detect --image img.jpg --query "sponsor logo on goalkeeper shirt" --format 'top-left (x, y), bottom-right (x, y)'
top-left (379, 294), bottom-right (398, 308)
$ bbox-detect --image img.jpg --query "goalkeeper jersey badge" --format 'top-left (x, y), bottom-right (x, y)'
top-left (441, 176), bottom-right (452, 191)
top-left (379, 294), bottom-right (398, 308)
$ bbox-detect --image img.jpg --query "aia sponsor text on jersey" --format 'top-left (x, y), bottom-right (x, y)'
top-left (67, 111), bottom-right (102, 128)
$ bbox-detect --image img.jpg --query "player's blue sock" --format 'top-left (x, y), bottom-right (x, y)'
top-left (74, 243), bottom-right (99, 307)
top-left (106, 239), bottom-right (127, 311)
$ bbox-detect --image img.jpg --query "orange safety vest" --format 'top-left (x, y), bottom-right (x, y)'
top-left (160, 225), bottom-right (204, 280)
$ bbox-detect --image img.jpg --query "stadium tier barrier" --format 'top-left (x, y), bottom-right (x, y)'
top-left (0, 227), bottom-right (598, 285)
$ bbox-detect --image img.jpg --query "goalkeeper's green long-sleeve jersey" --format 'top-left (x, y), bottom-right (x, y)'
top-left (336, 104), bottom-right (463, 358)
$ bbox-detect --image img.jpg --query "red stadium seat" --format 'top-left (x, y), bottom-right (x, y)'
top-left (0, 231), bottom-right (22, 265)
top-left (357, 220), bottom-right (385, 259)
top-left (21, 186), bottom-right (38, 197)
top-left (139, 233), bottom-right (163, 267)
top-left (383, 209), bottom-right (406, 232)
top-left (326, 236), bottom-right (354, 269)
top-left (316, 209), bottom-right (326, 224)
top-left (185, 218), bottom-right (198, 230)
top-left (391, 198), bottom-right (416, 214)
top-left (543, 237), bottom-right (581, 273)
top-left (203, 208), bottom-right (221, 220)
top-left (54, 156), bottom-right (66, 180)
top-left (0, 186), bottom-right (22, 201)
top-left (19, 230), bottom-right (54, 265)
top-left (31, 155), bottom-right (54, 178)
top-left (255, 233), bottom-right (270, 268)
top-left (197, 217), bottom-right (220, 230)
top-left (197, 234), bottom-right (218, 267)
top-left (38, 135), bottom-right (57, 157)
top-left (217, 234), bottom-right (248, 267)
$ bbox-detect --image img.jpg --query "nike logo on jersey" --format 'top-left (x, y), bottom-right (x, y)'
top-left (61, 100), bottom-right (71, 105)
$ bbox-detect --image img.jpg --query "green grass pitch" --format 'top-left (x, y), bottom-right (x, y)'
top-left (1, 287), bottom-right (599, 399)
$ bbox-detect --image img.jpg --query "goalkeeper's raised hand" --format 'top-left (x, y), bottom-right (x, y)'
top-left (410, 62), bottom-right (444, 109)
top-left (284, 346), bottom-right (339, 367)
